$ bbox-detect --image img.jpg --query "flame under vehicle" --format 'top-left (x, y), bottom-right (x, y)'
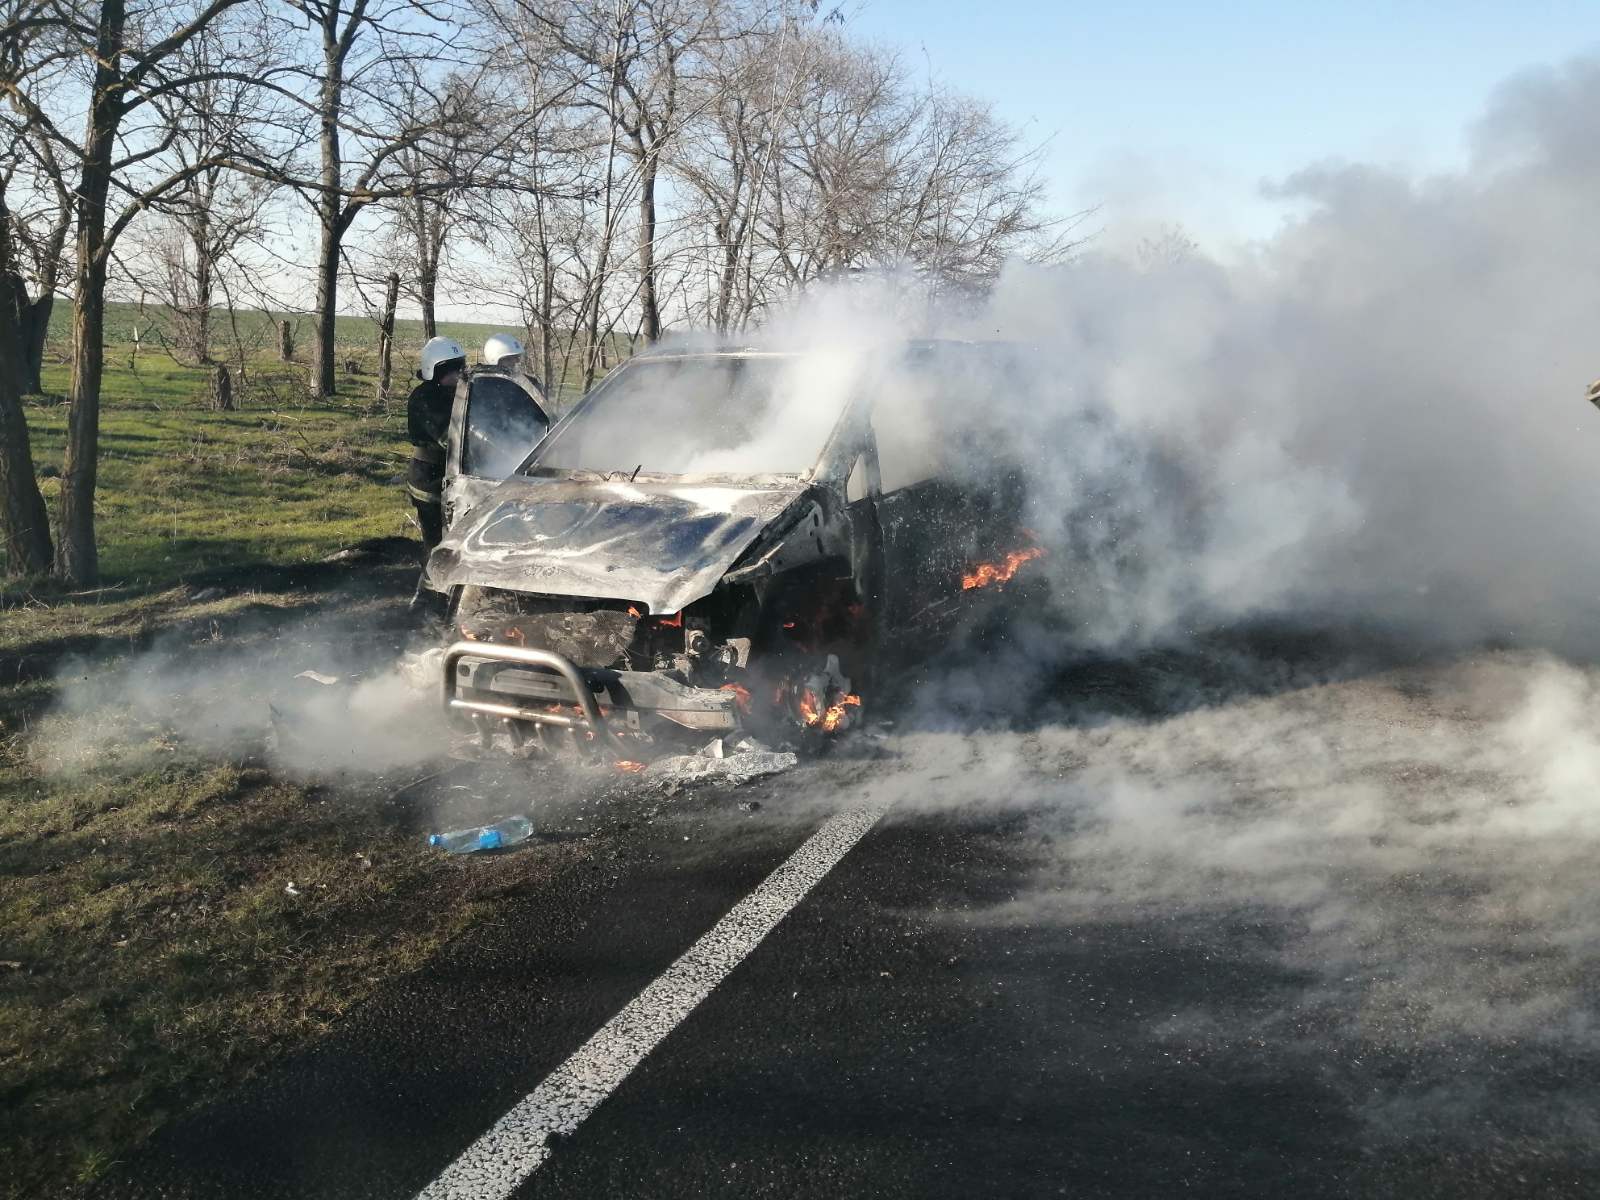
top-left (420, 342), bottom-right (1038, 761)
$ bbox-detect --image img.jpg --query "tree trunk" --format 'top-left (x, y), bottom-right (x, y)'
top-left (59, 244), bottom-right (110, 584)
top-left (312, 220), bottom-right (338, 398)
top-left (417, 203), bottom-right (440, 339)
top-left (419, 266), bottom-right (436, 340)
top-left (278, 319), bottom-right (294, 361)
top-left (56, 0), bottom-right (126, 585)
top-left (21, 196), bottom-right (68, 395)
top-left (311, 38), bottom-right (343, 401)
top-left (0, 378), bottom-right (52, 575)
top-left (0, 188), bottom-right (52, 574)
top-left (375, 270), bottom-right (399, 410)
top-left (637, 156), bottom-right (661, 343)
top-left (210, 362), bottom-right (233, 411)
top-left (22, 294), bottom-right (52, 394)
top-left (538, 270), bottom-right (554, 401)
top-left (190, 214), bottom-right (212, 363)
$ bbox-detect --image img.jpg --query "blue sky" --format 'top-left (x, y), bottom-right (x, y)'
top-left (846, 0), bottom-right (1600, 245)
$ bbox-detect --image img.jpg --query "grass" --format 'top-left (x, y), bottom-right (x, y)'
top-left (19, 360), bottom-right (410, 585)
top-left (0, 741), bottom-right (487, 1197)
top-left (0, 339), bottom-right (544, 1198)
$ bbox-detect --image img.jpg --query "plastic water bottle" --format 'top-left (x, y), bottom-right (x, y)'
top-left (427, 816), bottom-right (534, 853)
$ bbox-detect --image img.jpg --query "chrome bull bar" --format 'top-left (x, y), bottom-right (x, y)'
top-left (442, 641), bottom-right (630, 756)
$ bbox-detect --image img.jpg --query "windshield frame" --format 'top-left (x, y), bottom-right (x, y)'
top-left (517, 350), bottom-right (838, 483)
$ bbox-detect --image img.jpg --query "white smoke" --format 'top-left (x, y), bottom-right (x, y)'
top-left (34, 613), bottom-right (445, 779)
top-left (732, 54), bottom-right (1600, 654)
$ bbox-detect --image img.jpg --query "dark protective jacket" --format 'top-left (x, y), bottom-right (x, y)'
top-left (406, 378), bottom-right (453, 504)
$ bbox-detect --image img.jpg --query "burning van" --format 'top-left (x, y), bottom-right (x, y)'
top-left (419, 341), bottom-right (1040, 760)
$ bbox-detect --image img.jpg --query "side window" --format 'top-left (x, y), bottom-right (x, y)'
top-left (872, 387), bottom-right (942, 494)
top-left (464, 376), bottom-right (549, 478)
top-left (846, 453), bottom-right (869, 502)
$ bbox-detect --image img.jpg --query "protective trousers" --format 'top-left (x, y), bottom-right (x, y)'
top-left (407, 445), bottom-right (444, 552)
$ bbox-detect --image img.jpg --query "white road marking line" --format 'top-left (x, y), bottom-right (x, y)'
top-left (416, 799), bottom-right (893, 1200)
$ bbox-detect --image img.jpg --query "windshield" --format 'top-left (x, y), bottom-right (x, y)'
top-left (528, 355), bottom-right (840, 477)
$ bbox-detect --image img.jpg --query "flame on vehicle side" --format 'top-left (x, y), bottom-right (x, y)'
top-left (962, 545), bottom-right (1045, 591)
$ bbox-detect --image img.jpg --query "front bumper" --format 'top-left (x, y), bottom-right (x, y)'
top-left (442, 641), bottom-right (740, 753)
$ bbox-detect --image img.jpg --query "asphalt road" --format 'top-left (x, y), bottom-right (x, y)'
top-left (92, 643), bottom-right (1600, 1199)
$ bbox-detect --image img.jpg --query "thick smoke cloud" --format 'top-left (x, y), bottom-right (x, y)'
top-left (750, 54), bottom-right (1600, 654)
top-left (831, 55), bottom-right (1600, 1151)
top-left (1012, 57), bottom-right (1600, 650)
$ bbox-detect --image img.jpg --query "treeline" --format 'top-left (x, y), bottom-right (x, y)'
top-left (0, 0), bottom-right (1073, 584)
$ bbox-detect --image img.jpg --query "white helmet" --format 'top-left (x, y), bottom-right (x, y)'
top-left (417, 335), bottom-right (467, 382)
top-left (483, 332), bottom-right (524, 367)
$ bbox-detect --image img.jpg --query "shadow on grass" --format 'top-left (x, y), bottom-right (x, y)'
top-left (0, 537), bottom-right (424, 697)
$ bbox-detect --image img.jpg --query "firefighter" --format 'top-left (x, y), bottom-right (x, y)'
top-left (482, 332), bottom-right (524, 369)
top-left (407, 335), bottom-right (467, 553)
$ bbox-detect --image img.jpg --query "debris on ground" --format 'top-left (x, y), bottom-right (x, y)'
top-left (644, 746), bottom-right (797, 788)
top-left (293, 670), bottom-right (342, 687)
top-left (283, 882), bottom-right (301, 897)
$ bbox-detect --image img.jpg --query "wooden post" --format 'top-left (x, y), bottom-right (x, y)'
top-left (278, 319), bottom-right (294, 362)
top-left (375, 271), bottom-right (399, 411)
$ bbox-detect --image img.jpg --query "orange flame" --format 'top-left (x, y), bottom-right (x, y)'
top-left (798, 688), bottom-right (821, 726)
top-left (658, 611), bottom-right (683, 628)
top-left (627, 605), bottom-right (642, 618)
top-left (720, 683), bottom-right (754, 712)
top-left (820, 694), bottom-right (862, 732)
top-left (797, 689), bottom-right (861, 732)
top-left (503, 626), bottom-right (527, 645)
top-left (962, 545), bottom-right (1045, 591)
top-left (615, 760), bottom-right (647, 773)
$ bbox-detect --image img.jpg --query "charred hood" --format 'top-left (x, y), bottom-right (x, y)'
top-left (425, 475), bottom-right (808, 614)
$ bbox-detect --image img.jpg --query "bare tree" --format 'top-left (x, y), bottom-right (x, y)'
top-left (2, 0), bottom-right (295, 582)
top-left (373, 266), bottom-right (397, 406)
top-left (2, 0), bottom-right (73, 571)
top-left (283, 0), bottom-right (516, 399)
top-left (513, 0), bottom-right (739, 349)
top-left (1, 0), bottom-right (74, 399)
top-left (126, 24), bottom-right (281, 365)
top-left (384, 72), bottom-right (487, 338)
top-left (672, 23), bottom-right (1079, 325)
top-left (0, 160), bottom-right (52, 574)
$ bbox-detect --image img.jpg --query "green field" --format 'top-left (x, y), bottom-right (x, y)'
top-left (43, 300), bottom-right (511, 368)
top-left (10, 361), bottom-right (411, 588)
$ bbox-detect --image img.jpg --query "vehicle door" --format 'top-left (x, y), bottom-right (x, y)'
top-left (868, 352), bottom-right (1026, 646)
top-left (868, 388), bottom-right (976, 646)
top-left (443, 367), bottom-right (552, 530)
